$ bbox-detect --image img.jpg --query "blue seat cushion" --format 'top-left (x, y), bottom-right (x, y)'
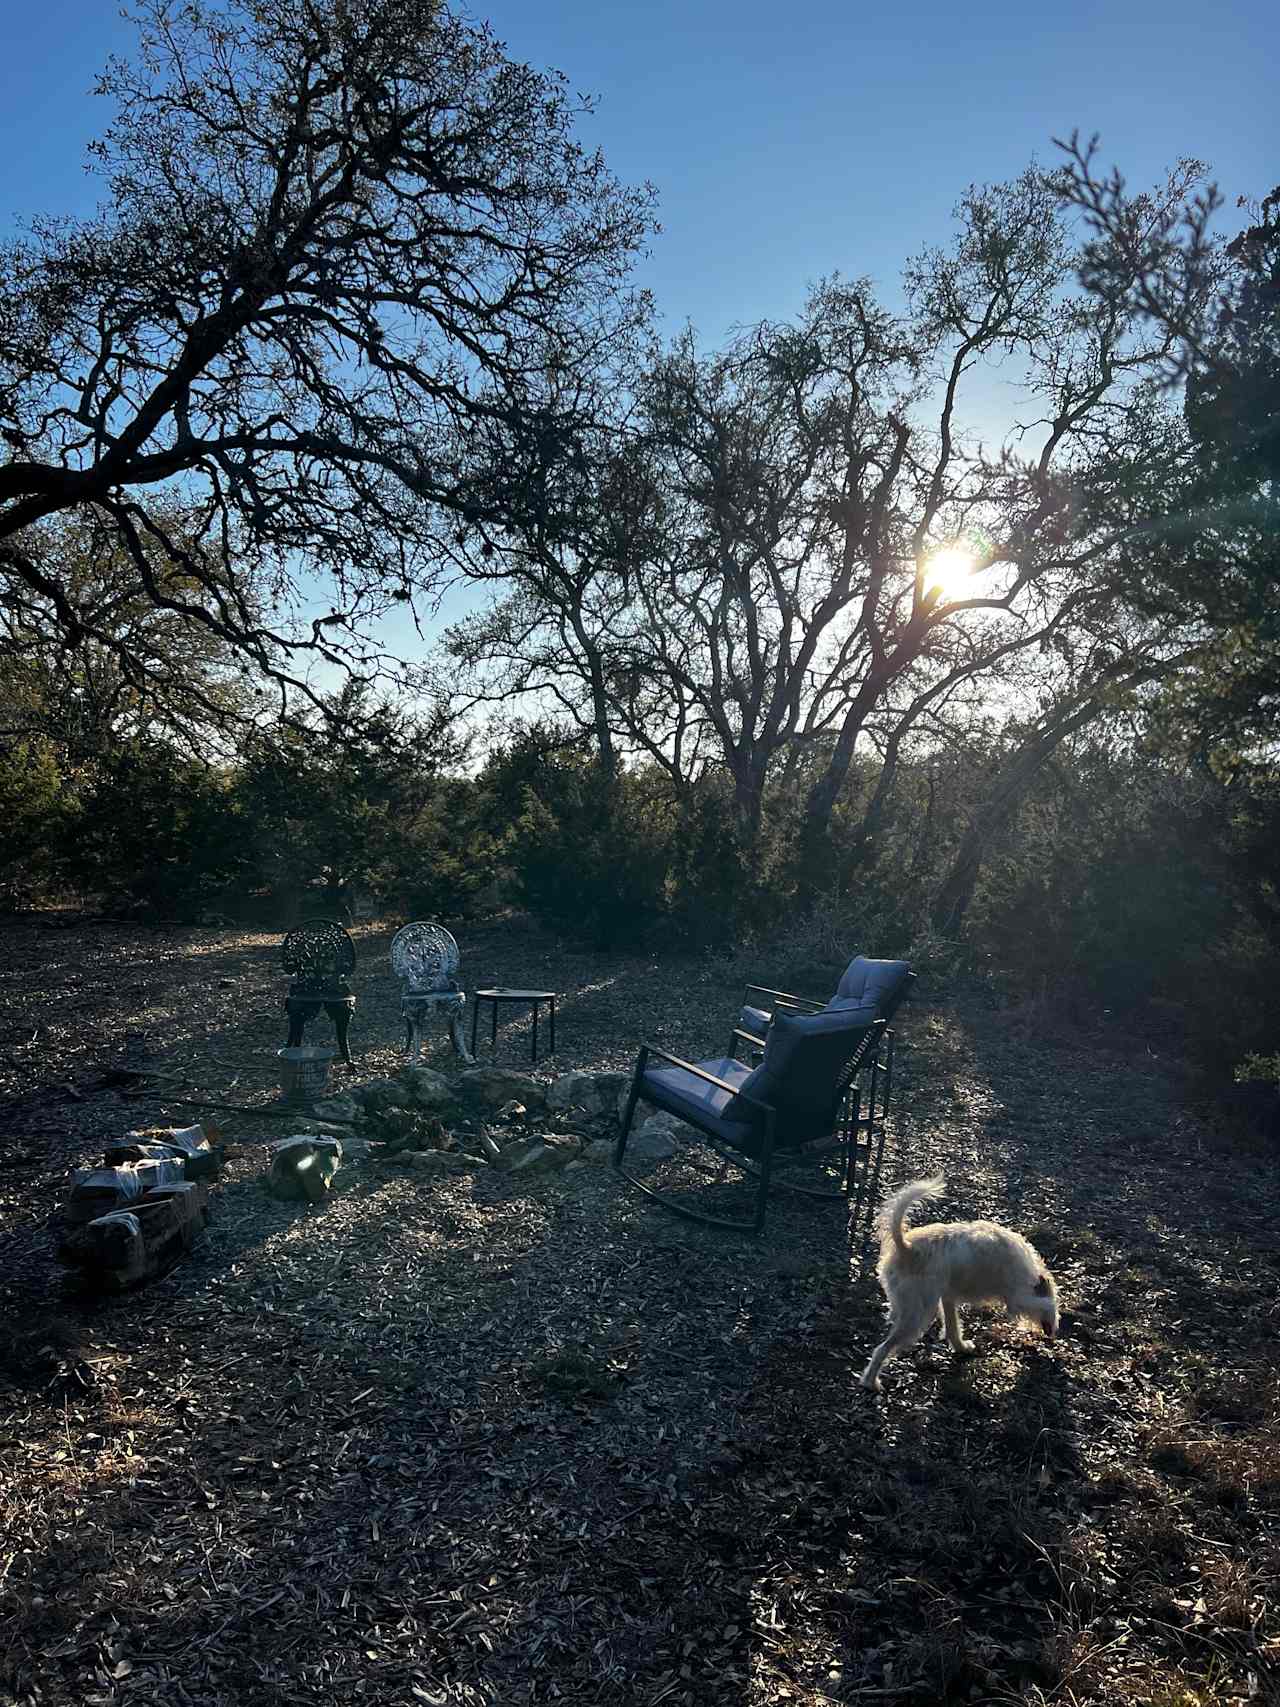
top-left (727, 1008), bottom-right (876, 1144)
top-left (640, 1055), bottom-right (758, 1151)
top-left (825, 995), bottom-right (881, 1023)
top-left (828, 956), bottom-right (911, 1017)
top-left (737, 1003), bottom-right (771, 1038)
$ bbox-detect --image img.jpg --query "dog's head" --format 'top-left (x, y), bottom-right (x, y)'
top-left (1032, 1270), bottom-right (1060, 1339)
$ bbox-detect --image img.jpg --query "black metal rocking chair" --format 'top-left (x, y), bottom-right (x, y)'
top-left (614, 1012), bottom-right (887, 1236)
top-left (734, 955), bottom-right (915, 1126)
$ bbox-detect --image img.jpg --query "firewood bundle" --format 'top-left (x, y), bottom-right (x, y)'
top-left (59, 1124), bottom-right (223, 1290)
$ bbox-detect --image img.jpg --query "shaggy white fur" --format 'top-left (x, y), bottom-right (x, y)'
top-left (860, 1177), bottom-right (1060, 1393)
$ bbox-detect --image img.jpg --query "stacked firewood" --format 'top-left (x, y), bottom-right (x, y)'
top-left (58, 1124), bottom-right (224, 1290)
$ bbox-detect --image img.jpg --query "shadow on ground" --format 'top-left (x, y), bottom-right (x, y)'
top-left (1, 920), bottom-right (1277, 1705)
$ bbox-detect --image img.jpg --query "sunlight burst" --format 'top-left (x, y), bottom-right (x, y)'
top-left (923, 545), bottom-right (979, 602)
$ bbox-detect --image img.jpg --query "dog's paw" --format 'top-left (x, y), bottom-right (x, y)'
top-left (859, 1374), bottom-right (882, 1393)
top-left (952, 1340), bottom-right (977, 1357)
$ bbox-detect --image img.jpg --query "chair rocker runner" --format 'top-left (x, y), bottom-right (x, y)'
top-left (614, 1012), bottom-right (887, 1236)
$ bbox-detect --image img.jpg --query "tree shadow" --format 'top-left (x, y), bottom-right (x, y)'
top-left (6, 946), bottom-right (1146, 1706)
top-left (1, 1131), bottom-right (874, 1702)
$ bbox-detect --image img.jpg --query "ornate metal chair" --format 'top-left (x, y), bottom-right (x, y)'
top-left (615, 1012), bottom-right (886, 1236)
top-left (390, 922), bottom-right (475, 1063)
top-left (281, 919), bottom-right (357, 1065)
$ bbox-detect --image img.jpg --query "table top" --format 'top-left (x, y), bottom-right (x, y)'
top-left (473, 988), bottom-right (556, 1000)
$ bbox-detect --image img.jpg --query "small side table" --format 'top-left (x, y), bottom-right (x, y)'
top-left (470, 989), bottom-right (557, 1063)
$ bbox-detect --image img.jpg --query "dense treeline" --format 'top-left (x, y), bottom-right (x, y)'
top-left (0, 2), bottom-right (1276, 1090)
top-left (4, 706), bottom-right (1278, 1077)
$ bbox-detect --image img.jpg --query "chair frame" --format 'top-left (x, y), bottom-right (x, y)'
top-left (390, 922), bottom-right (474, 1062)
top-left (614, 1019), bottom-right (886, 1237)
top-left (281, 918), bottom-right (357, 1064)
top-left (742, 982), bottom-right (826, 1017)
top-left (732, 969), bottom-right (916, 1125)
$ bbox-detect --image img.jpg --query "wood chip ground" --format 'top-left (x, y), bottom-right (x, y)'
top-left (1, 916), bottom-right (1277, 1705)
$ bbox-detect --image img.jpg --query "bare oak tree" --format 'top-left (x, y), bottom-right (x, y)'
top-left (445, 166), bottom-right (1219, 901)
top-left (0, 0), bottom-right (655, 717)
top-left (0, 509), bottom-right (261, 760)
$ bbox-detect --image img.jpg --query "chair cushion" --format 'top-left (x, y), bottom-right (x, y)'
top-left (737, 1003), bottom-right (771, 1038)
top-left (640, 1056), bottom-right (757, 1150)
top-left (830, 956), bottom-right (911, 1017)
top-left (727, 1008), bottom-right (876, 1144)
top-left (825, 995), bottom-right (881, 1022)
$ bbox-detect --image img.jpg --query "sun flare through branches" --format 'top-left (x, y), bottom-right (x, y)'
top-left (923, 545), bottom-right (980, 602)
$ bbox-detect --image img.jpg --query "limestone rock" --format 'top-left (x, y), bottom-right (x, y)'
top-left (548, 1070), bottom-right (630, 1117)
top-left (582, 1138), bottom-right (616, 1165)
top-left (399, 1066), bottom-right (453, 1109)
top-left (627, 1113), bottom-right (683, 1162)
top-left (354, 1078), bottom-right (410, 1114)
top-left (505, 1141), bottom-right (554, 1174)
top-left (615, 1099), bottom-right (696, 1145)
top-left (503, 1139), bottom-right (566, 1175)
top-left (501, 1132), bottom-right (580, 1172)
top-left (405, 1149), bottom-right (475, 1176)
top-left (308, 1119), bottom-right (360, 1143)
top-left (311, 1095), bottom-right (361, 1124)
top-left (457, 1067), bottom-right (547, 1109)
top-left (474, 1130), bottom-right (503, 1164)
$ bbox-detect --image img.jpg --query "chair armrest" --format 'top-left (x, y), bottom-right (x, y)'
top-left (744, 984), bottom-right (825, 1012)
top-left (640, 1045), bottom-right (772, 1117)
top-left (732, 1025), bottom-right (767, 1049)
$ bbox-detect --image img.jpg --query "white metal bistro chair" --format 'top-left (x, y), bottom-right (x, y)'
top-left (390, 923), bottom-right (475, 1063)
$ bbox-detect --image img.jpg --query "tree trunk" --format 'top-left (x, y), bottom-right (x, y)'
top-left (731, 754), bottom-right (770, 846)
top-left (793, 679), bottom-right (885, 896)
top-left (584, 648), bottom-right (617, 783)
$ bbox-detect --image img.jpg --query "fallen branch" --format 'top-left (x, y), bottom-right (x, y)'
top-left (120, 1090), bottom-right (311, 1120)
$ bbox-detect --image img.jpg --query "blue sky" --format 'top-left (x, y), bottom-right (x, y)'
top-left (2, 0), bottom-right (1275, 346)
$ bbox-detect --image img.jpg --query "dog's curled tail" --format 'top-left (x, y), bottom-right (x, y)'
top-left (877, 1176), bottom-right (946, 1258)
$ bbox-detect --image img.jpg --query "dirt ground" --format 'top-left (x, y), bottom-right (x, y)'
top-left (1, 913), bottom-right (1277, 1706)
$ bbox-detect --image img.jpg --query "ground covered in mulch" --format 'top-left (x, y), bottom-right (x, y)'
top-left (1, 914), bottom-right (1278, 1707)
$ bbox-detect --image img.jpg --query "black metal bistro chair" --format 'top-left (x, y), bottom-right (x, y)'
top-left (281, 919), bottom-right (357, 1065)
top-left (734, 955), bottom-right (915, 1128)
top-left (614, 1012), bottom-right (886, 1236)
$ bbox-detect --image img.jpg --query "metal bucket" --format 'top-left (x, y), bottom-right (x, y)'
top-left (277, 1046), bottom-right (335, 1103)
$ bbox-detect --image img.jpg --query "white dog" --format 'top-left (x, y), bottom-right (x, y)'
top-left (860, 1177), bottom-right (1060, 1392)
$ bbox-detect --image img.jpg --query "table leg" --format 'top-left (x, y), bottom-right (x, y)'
top-left (491, 999), bottom-right (498, 1049)
top-left (531, 1000), bottom-right (539, 1063)
top-left (470, 996), bottom-right (480, 1058)
top-left (549, 996), bottom-right (556, 1055)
